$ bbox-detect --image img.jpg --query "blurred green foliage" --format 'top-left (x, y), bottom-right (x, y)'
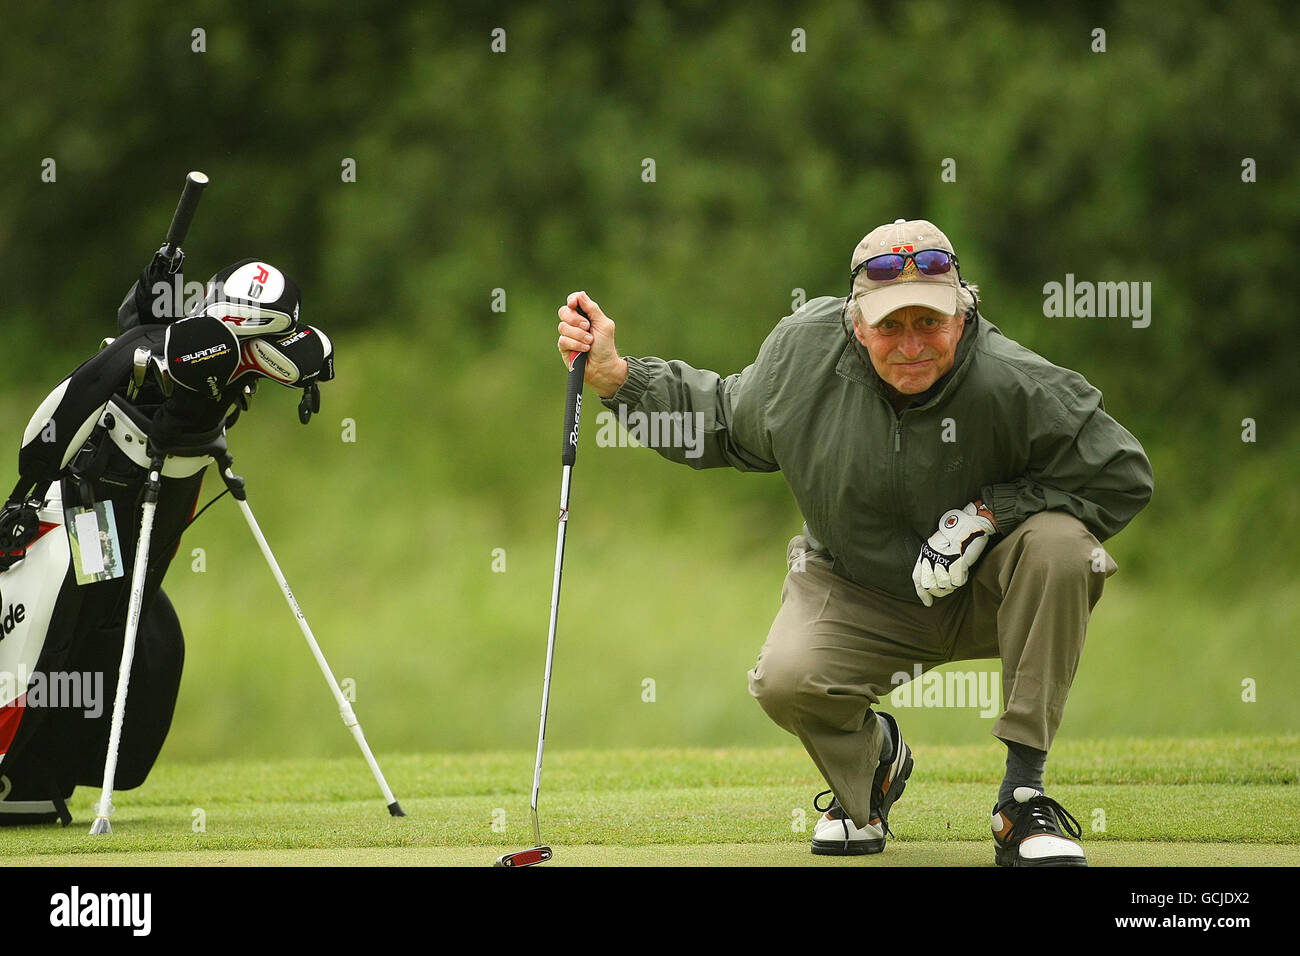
top-left (4, 2), bottom-right (1297, 407)
top-left (1, 2), bottom-right (1296, 757)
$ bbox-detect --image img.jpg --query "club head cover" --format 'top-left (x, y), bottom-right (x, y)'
top-left (0, 499), bottom-right (41, 570)
top-left (241, 326), bottom-right (334, 387)
top-left (298, 383), bottom-right (320, 425)
top-left (165, 315), bottom-right (241, 401)
top-left (192, 258), bottom-right (301, 338)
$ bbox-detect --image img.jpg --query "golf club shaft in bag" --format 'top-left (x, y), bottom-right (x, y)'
top-left (163, 171), bottom-right (208, 261)
top-left (226, 468), bottom-right (404, 817)
top-left (89, 461), bottom-right (164, 834)
top-left (530, 310), bottom-right (589, 849)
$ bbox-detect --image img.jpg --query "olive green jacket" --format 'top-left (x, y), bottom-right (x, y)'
top-left (601, 295), bottom-right (1154, 602)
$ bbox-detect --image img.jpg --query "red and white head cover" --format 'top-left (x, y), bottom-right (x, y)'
top-left (234, 326), bottom-right (334, 387)
top-left (192, 259), bottom-right (302, 338)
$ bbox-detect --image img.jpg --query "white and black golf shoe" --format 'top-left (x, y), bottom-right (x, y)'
top-left (991, 787), bottom-right (1087, 867)
top-left (811, 712), bottom-right (913, 856)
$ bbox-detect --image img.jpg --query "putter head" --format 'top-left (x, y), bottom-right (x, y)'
top-left (493, 846), bottom-right (552, 868)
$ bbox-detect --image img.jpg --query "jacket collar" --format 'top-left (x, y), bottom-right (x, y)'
top-left (834, 301), bottom-right (985, 411)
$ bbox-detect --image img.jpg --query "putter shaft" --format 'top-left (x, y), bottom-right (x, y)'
top-left (531, 463), bottom-right (572, 847)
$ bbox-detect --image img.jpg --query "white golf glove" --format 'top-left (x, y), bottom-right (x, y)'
top-left (912, 502), bottom-right (997, 607)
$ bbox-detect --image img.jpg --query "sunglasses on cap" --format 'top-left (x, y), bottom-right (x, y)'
top-left (852, 248), bottom-right (958, 283)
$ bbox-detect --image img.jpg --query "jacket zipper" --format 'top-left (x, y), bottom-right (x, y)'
top-left (891, 411), bottom-right (909, 569)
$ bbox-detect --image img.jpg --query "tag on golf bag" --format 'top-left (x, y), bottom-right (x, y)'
top-left (0, 487), bottom-right (71, 763)
top-left (165, 316), bottom-right (240, 399)
top-left (240, 326), bottom-right (334, 386)
top-left (192, 259), bottom-right (301, 337)
top-left (63, 501), bottom-right (124, 586)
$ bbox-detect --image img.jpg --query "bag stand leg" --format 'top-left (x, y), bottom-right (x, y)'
top-left (89, 457), bottom-right (163, 835)
top-left (89, 436), bottom-right (402, 832)
top-left (220, 462), bottom-right (403, 817)
top-left (44, 769), bottom-right (72, 827)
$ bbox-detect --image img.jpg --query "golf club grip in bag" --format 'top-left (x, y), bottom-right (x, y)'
top-left (163, 171), bottom-right (208, 256)
top-left (562, 307), bottom-right (589, 466)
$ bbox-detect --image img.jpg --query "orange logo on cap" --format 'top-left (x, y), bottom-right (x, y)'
top-left (892, 244), bottom-right (914, 253)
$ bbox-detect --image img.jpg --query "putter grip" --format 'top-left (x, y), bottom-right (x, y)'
top-left (164, 171), bottom-right (209, 251)
top-left (561, 307), bottom-right (589, 466)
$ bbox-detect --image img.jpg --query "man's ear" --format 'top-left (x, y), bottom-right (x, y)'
top-left (851, 314), bottom-right (869, 347)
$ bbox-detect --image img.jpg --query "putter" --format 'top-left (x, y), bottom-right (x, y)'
top-left (494, 306), bottom-right (589, 868)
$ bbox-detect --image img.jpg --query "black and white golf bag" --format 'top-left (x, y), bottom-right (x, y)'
top-left (0, 257), bottom-right (332, 825)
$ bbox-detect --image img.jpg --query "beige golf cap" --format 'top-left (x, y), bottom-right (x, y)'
top-left (850, 219), bottom-right (960, 326)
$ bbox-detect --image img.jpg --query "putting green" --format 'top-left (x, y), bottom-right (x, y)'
top-left (3, 738), bottom-right (1295, 866)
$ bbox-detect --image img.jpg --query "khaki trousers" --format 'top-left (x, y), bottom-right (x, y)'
top-left (747, 511), bottom-right (1116, 827)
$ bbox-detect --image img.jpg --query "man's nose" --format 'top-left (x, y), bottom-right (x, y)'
top-left (898, 329), bottom-right (925, 358)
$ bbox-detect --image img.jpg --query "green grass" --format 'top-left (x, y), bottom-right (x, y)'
top-left (2, 738), bottom-right (1296, 866)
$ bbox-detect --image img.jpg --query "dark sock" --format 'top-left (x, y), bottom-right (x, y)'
top-left (876, 714), bottom-right (895, 765)
top-left (998, 738), bottom-right (1046, 806)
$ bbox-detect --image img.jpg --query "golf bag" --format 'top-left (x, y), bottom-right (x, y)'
top-left (0, 256), bottom-right (332, 825)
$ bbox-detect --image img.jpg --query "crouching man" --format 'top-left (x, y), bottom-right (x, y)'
top-left (556, 219), bottom-right (1153, 866)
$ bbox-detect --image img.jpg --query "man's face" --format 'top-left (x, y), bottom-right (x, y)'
top-left (854, 305), bottom-right (965, 395)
